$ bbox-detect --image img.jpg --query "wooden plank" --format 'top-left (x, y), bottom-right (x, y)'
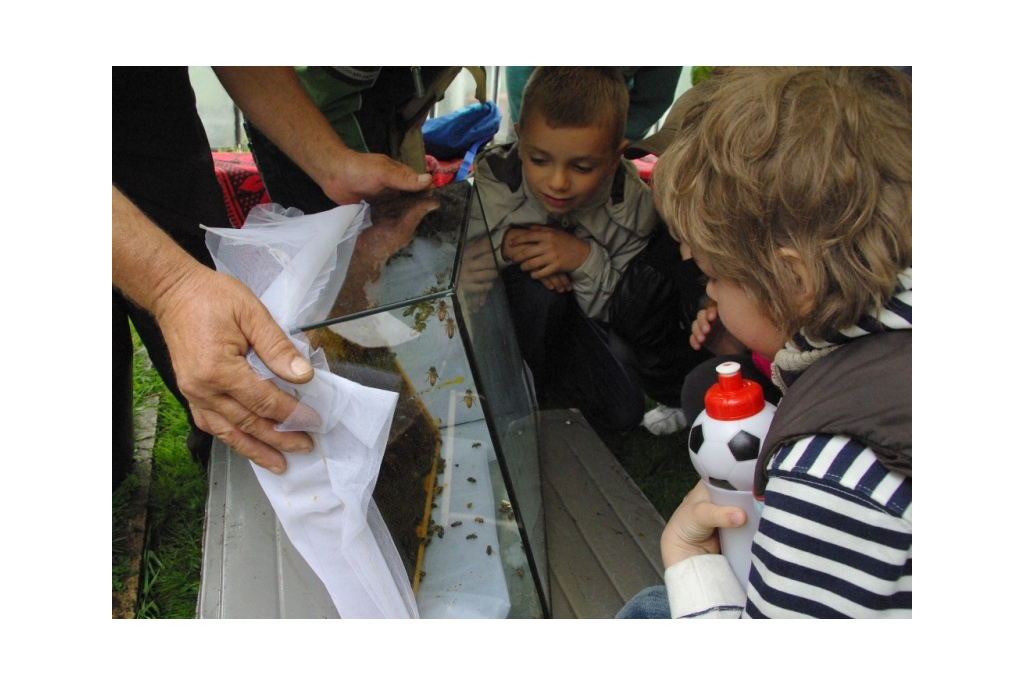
top-left (540, 409), bottom-right (666, 618)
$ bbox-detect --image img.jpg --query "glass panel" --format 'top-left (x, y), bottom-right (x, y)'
top-left (299, 181), bottom-right (546, 618)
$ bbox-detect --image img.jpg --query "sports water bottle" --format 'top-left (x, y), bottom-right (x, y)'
top-left (687, 361), bottom-right (776, 588)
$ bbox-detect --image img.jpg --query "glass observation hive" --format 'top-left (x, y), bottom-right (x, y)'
top-left (297, 181), bottom-right (547, 618)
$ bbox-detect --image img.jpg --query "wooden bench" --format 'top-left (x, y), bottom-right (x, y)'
top-left (197, 408), bottom-right (665, 619)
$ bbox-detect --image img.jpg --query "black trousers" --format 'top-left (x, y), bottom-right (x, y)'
top-left (501, 267), bottom-right (645, 431)
top-left (113, 67), bottom-right (227, 489)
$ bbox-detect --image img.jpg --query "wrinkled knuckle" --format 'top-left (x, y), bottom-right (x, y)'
top-left (234, 411), bottom-right (265, 436)
top-left (250, 390), bottom-right (289, 422)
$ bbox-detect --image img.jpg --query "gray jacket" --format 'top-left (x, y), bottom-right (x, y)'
top-left (472, 142), bottom-right (657, 321)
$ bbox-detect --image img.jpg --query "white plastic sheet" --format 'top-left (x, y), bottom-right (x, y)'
top-left (204, 203), bottom-right (418, 618)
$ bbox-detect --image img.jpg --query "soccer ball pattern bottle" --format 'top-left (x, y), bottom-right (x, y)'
top-left (688, 361), bottom-right (776, 588)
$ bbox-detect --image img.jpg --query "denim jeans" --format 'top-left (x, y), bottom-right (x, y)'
top-left (616, 586), bottom-right (672, 619)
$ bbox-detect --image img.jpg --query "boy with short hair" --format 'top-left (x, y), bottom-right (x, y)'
top-left (620, 66), bottom-right (912, 618)
top-left (473, 67), bottom-right (657, 430)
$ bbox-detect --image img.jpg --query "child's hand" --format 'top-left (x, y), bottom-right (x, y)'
top-left (500, 227), bottom-right (530, 263)
top-left (661, 481), bottom-right (747, 569)
top-left (690, 302), bottom-right (748, 355)
top-left (504, 225), bottom-right (591, 278)
top-left (539, 273), bottom-right (573, 293)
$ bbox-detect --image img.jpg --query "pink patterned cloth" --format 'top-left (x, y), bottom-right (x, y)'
top-left (212, 152), bottom-right (270, 228)
top-left (752, 352), bottom-right (772, 380)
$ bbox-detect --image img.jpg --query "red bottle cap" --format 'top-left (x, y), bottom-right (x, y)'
top-left (703, 361), bottom-right (766, 420)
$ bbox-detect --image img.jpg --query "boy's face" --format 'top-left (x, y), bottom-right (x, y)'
top-left (690, 247), bottom-right (789, 360)
top-left (516, 116), bottom-right (625, 216)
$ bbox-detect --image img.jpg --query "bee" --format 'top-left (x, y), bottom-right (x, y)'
top-left (402, 305), bottom-right (416, 317)
top-left (486, 545), bottom-right (493, 556)
top-left (434, 484), bottom-right (444, 496)
top-left (474, 517), bottom-right (484, 524)
top-left (466, 533), bottom-right (478, 540)
top-left (446, 318), bottom-right (456, 339)
top-left (432, 524), bottom-right (445, 539)
top-left (467, 477), bottom-right (477, 484)
top-left (451, 520), bottom-right (463, 528)
top-left (467, 502), bottom-right (473, 509)
top-left (437, 301), bottom-right (448, 322)
top-left (464, 389), bottom-right (474, 408)
top-left (472, 442), bottom-right (481, 449)
top-left (427, 366), bottom-right (438, 386)
top-left (516, 568), bottom-right (525, 578)
top-left (437, 458), bottom-right (446, 474)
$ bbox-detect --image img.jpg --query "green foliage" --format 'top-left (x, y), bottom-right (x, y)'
top-left (112, 473), bottom-right (140, 594)
top-left (113, 326), bottom-right (207, 619)
top-left (137, 370), bottom-right (206, 618)
top-left (691, 66), bottom-right (714, 86)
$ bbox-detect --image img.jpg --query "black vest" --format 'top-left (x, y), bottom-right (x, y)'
top-left (754, 331), bottom-right (911, 498)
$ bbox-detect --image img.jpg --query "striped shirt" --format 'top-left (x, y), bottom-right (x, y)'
top-left (664, 269), bottom-right (911, 619)
top-left (746, 436), bottom-right (912, 617)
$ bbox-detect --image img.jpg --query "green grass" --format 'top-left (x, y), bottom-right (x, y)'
top-left (591, 406), bottom-right (698, 521)
top-left (112, 472), bottom-right (141, 595)
top-left (112, 328), bottom-right (207, 619)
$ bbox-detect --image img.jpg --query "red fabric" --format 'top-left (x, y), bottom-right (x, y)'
top-left (425, 154), bottom-right (463, 187)
top-left (212, 152), bottom-right (270, 228)
top-left (630, 154), bottom-right (658, 185)
top-left (212, 152), bottom-right (467, 226)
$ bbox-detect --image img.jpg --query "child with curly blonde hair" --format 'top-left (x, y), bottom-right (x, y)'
top-left (620, 66), bottom-right (912, 618)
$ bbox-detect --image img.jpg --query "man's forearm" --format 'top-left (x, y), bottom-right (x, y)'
top-left (112, 185), bottom-right (204, 318)
top-left (211, 67), bottom-right (351, 191)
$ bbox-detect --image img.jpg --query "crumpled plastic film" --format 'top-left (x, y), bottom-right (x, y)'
top-left (204, 203), bottom-right (418, 618)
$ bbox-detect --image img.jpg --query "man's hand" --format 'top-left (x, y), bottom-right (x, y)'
top-left (212, 67), bottom-right (431, 207)
top-left (113, 185), bottom-right (314, 474)
top-left (353, 193), bottom-right (439, 262)
top-left (154, 267), bottom-right (316, 474)
top-left (661, 481), bottom-right (747, 569)
top-left (320, 148), bottom-right (432, 206)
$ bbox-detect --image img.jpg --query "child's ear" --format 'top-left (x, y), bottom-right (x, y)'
top-left (778, 247), bottom-right (815, 317)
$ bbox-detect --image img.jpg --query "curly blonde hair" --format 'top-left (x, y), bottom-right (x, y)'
top-left (654, 66), bottom-right (912, 341)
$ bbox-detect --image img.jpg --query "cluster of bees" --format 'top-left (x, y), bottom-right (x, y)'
top-left (401, 280), bottom-right (457, 338)
top-left (422, 512), bottom-right (489, 547)
top-left (401, 293), bottom-right (456, 337)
